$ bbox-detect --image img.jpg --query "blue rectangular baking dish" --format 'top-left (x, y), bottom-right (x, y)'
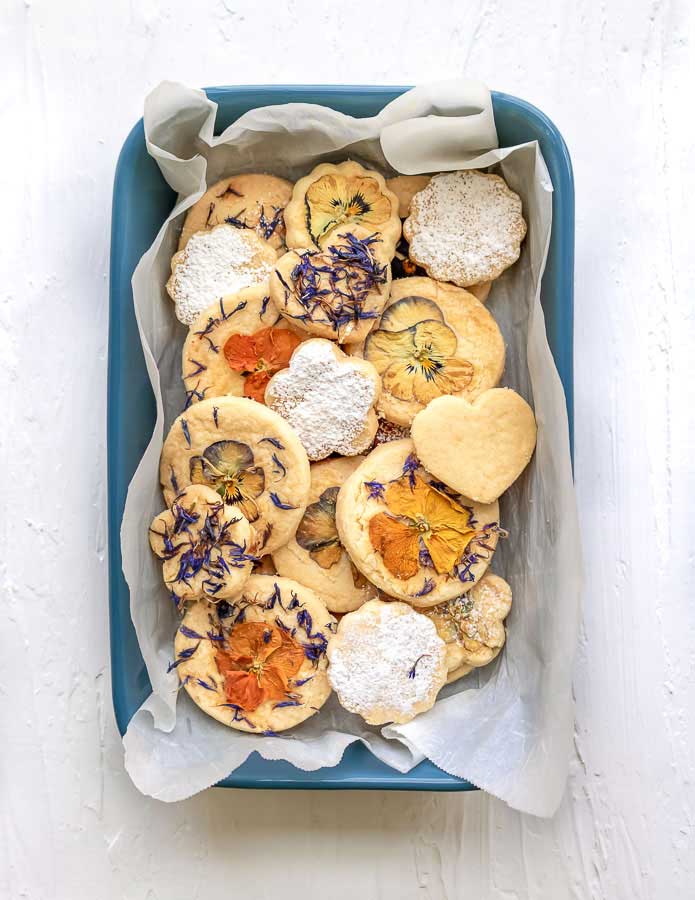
top-left (108, 85), bottom-right (574, 791)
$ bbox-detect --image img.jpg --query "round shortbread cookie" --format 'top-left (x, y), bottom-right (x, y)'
top-left (270, 227), bottom-right (391, 344)
top-left (149, 484), bottom-right (254, 604)
top-left (182, 285), bottom-right (303, 406)
top-left (355, 276), bottom-right (505, 426)
top-left (167, 224), bottom-right (277, 326)
top-left (160, 396), bottom-right (310, 555)
top-left (403, 170), bottom-right (527, 286)
top-left (386, 174), bottom-right (432, 218)
top-left (173, 576), bottom-right (336, 732)
top-left (335, 439), bottom-right (503, 605)
top-left (264, 340), bottom-right (381, 461)
top-left (178, 174), bottom-right (293, 252)
top-left (284, 160), bottom-right (401, 258)
top-left (272, 457), bottom-right (378, 614)
top-left (411, 389), bottom-right (537, 504)
top-left (423, 573), bottom-right (512, 673)
top-left (326, 599), bottom-right (447, 725)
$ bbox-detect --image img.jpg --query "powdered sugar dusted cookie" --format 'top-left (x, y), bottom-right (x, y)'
top-left (149, 485), bottom-right (254, 605)
top-left (167, 224), bottom-right (277, 325)
top-left (424, 574), bottom-right (512, 677)
top-left (327, 599), bottom-right (447, 725)
top-left (403, 170), bottom-right (527, 286)
top-left (285, 160), bottom-right (401, 257)
top-left (357, 276), bottom-right (505, 426)
top-left (179, 174), bottom-right (293, 252)
top-left (264, 340), bottom-right (381, 461)
top-left (411, 389), bottom-right (537, 504)
top-left (160, 397), bottom-right (310, 555)
top-left (173, 576), bottom-right (336, 732)
top-left (182, 285), bottom-right (303, 406)
top-left (273, 457), bottom-right (378, 613)
top-left (335, 440), bottom-right (504, 605)
top-left (270, 228), bottom-right (391, 344)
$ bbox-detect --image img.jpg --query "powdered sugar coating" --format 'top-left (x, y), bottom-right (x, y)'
top-left (404, 171), bottom-right (527, 287)
top-left (327, 599), bottom-right (447, 725)
top-left (167, 224), bottom-right (275, 325)
top-left (264, 340), bottom-right (380, 460)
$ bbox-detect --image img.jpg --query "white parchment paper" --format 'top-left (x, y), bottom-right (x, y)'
top-left (120, 80), bottom-right (582, 816)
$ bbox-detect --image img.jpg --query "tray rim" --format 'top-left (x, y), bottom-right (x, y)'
top-left (108, 84), bottom-right (574, 792)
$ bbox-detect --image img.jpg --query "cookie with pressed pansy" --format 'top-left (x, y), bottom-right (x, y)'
top-left (273, 457), bottom-right (378, 614)
top-left (264, 339), bottom-right (381, 461)
top-left (149, 485), bottom-right (254, 605)
top-left (172, 576), bottom-right (336, 732)
top-left (284, 160), bottom-right (401, 258)
top-left (160, 397), bottom-right (310, 555)
top-left (327, 599), bottom-right (447, 725)
top-left (182, 285), bottom-right (303, 406)
top-left (270, 227), bottom-right (391, 344)
top-left (179, 173), bottom-right (293, 252)
top-left (167, 223), bottom-right (278, 326)
top-left (354, 276), bottom-right (504, 426)
top-left (411, 389), bottom-right (537, 504)
top-left (403, 170), bottom-right (527, 287)
top-left (335, 440), bottom-right (504, 605)
top-left (423, 573), bottom-right (512, 682)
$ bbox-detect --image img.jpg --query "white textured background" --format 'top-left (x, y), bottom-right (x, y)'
top-left (2, 1), bottom-right (694, 898)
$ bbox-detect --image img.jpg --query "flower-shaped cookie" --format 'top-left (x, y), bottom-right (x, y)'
top-left (284, 160), bottom-right (401, 257)
top-left (182, 284), bottom-right (303, 407)
top-left (264, 340), bottom-right (381, 460)
top-left (149, 485), bottom-right (255, 604)
top-left (270, 228), bottom-right (391, 344)
top-left (178, 173), bottom-right (294, 252)
top-left (403, 170), bottom-right (527, 287)
top-left (359, 277), bottom-right (505, 426)
top-left (167, 224), bottom-right (277, 326)
top-left (425, 574), bottom-right (512, 677)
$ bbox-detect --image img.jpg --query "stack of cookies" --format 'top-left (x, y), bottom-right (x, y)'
top-left (150, 162), bottom-right (536, 732)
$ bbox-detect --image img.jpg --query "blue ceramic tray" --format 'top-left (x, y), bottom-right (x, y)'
top-left (108, 85), bottom-right (574, 791)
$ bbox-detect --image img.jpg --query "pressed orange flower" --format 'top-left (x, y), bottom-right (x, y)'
top-left (368, 474), bottom-right (481, 580)
top-left (364, 296), bottom-right (474, 404)
top-left (306, 174), bottom-right (393, 243)
top-left (224, 327), bottom-right (302, 403)
top-left (215, 621), bottom-right (305, 711)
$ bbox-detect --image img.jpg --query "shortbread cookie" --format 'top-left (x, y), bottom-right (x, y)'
top-left (327, 599), bottom-right (447, 725)
top-left (357, 276), bottom-right (505, 426)
top-left (403, 170), bottom-right (527, 286)
top-left (270, 228), bottom-right (390, 344)
top-left (183, 285), bottom-right (303, 406)
top-left (160, 396), bottom-right (310, 555)
top-left (167, 224), bottom-right (277, 325)
top-left (273, 457), bottom-right (378, 613)
top-left (264, 340), bottom-right (381, 460)
top-left (468, 281), bottom-right (492, 303)
top-left (173, 575), bottom-right (336, 732)
top-left (411, 389), bottom-right (537, 504)
top-left (335, 440), bottom-right (504, 605)
top-left (424, 574), bottom-right (512, 675)
top-left (178, 174), bottom-right (293, 252)
top-left (386, 174), bottom-right (432, 218)
top-left (149, 484), bottom-right (254, 604)
top-left (285, 160), bottom-right (401, 257)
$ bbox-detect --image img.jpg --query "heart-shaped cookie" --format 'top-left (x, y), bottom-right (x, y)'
top-left (410, 389), bottom-right (537, 503)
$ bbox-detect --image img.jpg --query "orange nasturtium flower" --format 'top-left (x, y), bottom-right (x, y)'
top-left (215, 622), bottom-right (305, 711)
top-left (224, 326), bottom-right (302, 403)
top-left (368, 475), bottom-right (481, 580)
